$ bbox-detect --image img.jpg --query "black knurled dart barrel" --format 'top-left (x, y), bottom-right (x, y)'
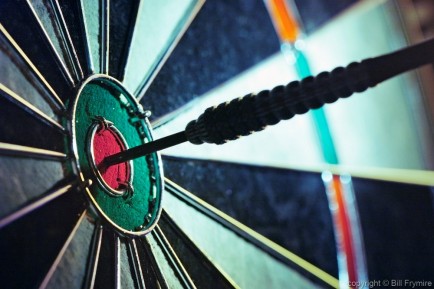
top-left (103, 37), bottom-right (434, 166)
top-left (185, 37), bottom-right (434, 145)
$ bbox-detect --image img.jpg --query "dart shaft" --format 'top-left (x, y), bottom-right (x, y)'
top-left (103, 131), bottom-right (187, 166)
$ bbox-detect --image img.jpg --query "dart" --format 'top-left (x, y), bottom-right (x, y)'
top-left (103, 37), bottom-right (434, 167)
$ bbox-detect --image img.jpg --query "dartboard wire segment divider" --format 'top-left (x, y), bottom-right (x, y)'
top-left (0, 0), bottom-right (339, 289)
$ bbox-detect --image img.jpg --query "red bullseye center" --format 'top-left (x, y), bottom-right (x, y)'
top-left (92, 126), bottom-right (130, 191)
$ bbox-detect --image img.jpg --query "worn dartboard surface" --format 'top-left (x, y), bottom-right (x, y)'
top-left (0, 0), bottom-right (341, 288)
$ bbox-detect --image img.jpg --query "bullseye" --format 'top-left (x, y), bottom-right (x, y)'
top-left (91, 122), bottom-right (131, 192)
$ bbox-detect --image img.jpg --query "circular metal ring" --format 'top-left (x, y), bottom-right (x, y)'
top-left (86, 119), bottom-right (134, 197)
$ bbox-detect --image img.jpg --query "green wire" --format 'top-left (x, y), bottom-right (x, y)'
top-left (292, 47), bottom-right (339, 164)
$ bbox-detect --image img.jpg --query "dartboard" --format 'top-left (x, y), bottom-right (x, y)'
top-left (0, 0), bottom-right (344, 288)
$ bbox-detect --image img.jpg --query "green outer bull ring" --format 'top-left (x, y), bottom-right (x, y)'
top-left (69, 74), bottom-right (163, 236)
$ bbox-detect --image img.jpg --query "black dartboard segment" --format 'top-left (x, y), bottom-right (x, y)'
top-left (162, 156), bottom-right (338, 280)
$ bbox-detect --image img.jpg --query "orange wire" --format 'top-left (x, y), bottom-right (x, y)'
top-left (265, 0), bottom-right (299, 43)
top-left (332, 176), bottom-right (357, 287)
